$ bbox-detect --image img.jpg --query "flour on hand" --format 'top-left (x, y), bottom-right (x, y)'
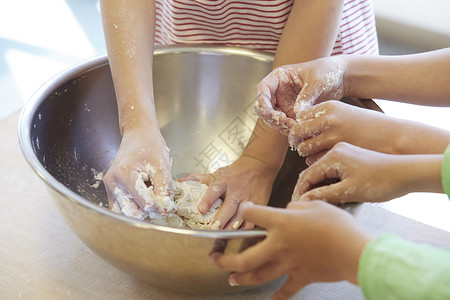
top-left (111, 178), bottom-right (223, 230)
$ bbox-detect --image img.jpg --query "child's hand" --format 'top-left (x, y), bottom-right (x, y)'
top-left (179, 156), bottom-right (276, 230)
top-left (103, 126), bottom-right (174, 218)
top-left (211, 201), bottom-right (371, 299)
top-left (288, 100), bottom-right (401, 158)
top-left (288, 100), bottom-right (450, 160)
top-left (292, 142), bottom-right (443, 204)
top-left (254, 57), bottom-right (345, 135)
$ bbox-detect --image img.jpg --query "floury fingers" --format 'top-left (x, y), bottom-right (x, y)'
top-left (112, 186), bottom-right (149, 220)
top-left (253, 68), bottom-right (299, 135)
top-left (134, 163), bottom-right (178, 214)
top-left (111, 177), bottom-right (224, 229)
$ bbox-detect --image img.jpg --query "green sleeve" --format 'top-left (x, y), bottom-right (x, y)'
top-left (358, 234), bottom-right (450, 300)
top-left (442, 144), bottom-right (450, 199)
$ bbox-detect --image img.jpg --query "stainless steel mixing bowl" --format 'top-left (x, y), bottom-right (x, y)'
top-left (18, 45), bottom-right (374, 294)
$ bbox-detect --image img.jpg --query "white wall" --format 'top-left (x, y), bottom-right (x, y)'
top-left (373, 0), bottom-right (450, 50)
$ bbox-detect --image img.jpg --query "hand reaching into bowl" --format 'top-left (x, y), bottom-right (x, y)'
top-left (254, 57), bottom-right (345, 137)
top-left (179, 155), bottom-right (276, 230)
top-left (211, 200), bottom-right (371, 299)
top-left (292, 142), bottom-right (444, 204)
top-left (103, 125), bottom-right (175, 219)
top-left (101, 0), bottom-right (178, 219)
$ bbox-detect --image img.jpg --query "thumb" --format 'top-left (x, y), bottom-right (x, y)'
top-left (305, 150), bottom-right (328, 166)
top-left (198, 180), bottom-right (226, 214)
top-left (293, 82), bottom-right (319, 117)
top-left (254, 81), bottom-right (275, 119)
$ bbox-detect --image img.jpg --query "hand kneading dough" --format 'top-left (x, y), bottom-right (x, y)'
top-left (112, 181), bottom-right (223, 230)
top-left (173, 181), bottom-right (222, 229)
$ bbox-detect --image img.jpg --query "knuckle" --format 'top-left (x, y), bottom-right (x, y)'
top-left (209, 181), bottom-right (225, 194)
top-left (327, 99), bottom-right (340, 109)
top-left (117, 163), bottom-right (132, 174)
top-left (321, 114), bottom-right (336, 130)
top-left (228, 196), bottom-right (241, 207)
top-left (334, 141), bottom-right (350, 152)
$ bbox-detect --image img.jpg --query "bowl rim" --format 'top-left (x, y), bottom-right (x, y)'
top-left (18, 45), bottom-right (273, 238)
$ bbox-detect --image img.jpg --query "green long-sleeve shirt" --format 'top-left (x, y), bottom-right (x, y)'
top-left (358, 145), bottom-right (450, 299)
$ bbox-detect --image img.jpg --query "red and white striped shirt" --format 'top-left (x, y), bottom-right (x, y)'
top-left (155, 0), bottom-right (378, 55)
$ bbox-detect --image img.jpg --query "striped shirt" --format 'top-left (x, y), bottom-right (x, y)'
top-left (155, 0), bottom-right (379, 55)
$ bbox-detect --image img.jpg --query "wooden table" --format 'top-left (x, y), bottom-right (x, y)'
top-left (2, 110), bottom-right (450, 299)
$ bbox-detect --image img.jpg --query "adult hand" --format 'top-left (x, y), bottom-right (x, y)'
top-left (103, 126), bottom-right (175, 219)
top-left (211, 201), bottom-right (371, 300)
top-left (254, 57), bottom-right (345, 135)
top-left (292, 142), bottom-right (443, 203)
top-left (180, 156), bottom-right (276, 230)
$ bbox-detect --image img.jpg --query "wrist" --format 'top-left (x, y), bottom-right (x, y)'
top-left (391, 119), bottom-right (450, 155)
top-left (119, 102), bottom-right (159, 134)
top-left (342, 56), bottom-right (357, 98)
top-left (239, 153), bottom-right (283, 181)
top-left (240, 121), bottom-right (289, 174)
top-left (395, 154), bottom-right (444, 194)
top-left (339, 230), bottom-right (372, 285)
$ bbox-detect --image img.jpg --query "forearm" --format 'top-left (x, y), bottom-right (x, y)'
top-left (273, 0), bottom-right (343, 67)
top-left (392, 154), bottom-right (444, 195)
top-left (345, 48), bottom-right (450, 106)
top-left (100, 0), bottom-right (157, 133)
top-left (335, 226), bottom-right (372, 285)
top-left (244, 0), bottom-right (344, 170)
top-left (390, 118), bottom-right (450, 154)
